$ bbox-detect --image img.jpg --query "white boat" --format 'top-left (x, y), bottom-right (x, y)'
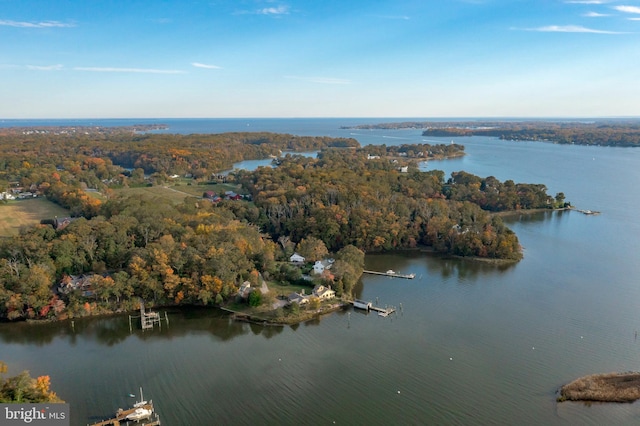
top-left (133, 387), bottom-right (148, 408)
top-left (386, 269), bottom-right (396, 275)
top-left (126, 407), bottom-right (153, 421)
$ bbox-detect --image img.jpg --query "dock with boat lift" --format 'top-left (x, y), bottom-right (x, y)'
top-left (351, 299), bottom-right (397, 317)
top-left (363, 269), bottom-right (415, 279)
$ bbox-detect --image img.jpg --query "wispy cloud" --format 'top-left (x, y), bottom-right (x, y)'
top-left (521, 25), bottom-right (626, 34)
top-left (372, 15), bottom-right (410, 20)
top-left (27, 64), bottom-right (63, 71)
top-left (191, 62), bottom-right (222, 69)
top-left (583, 11), bottom-right (609, 17)
top-left (258, 5), bottom-right (289, 15)
top-left (74, 67), bottom-right (185, 74)
top-left (0, 19), bottom-right (75, 28)
top-left (614, 5), bottom-right (640, 14)
top-left (235, 4), bottom-right (290, 15)
top-left (285, 75), bottom-right (351, 85)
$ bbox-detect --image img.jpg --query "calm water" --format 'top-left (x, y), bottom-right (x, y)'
top-left (2, 119), bottom-right (640, 425)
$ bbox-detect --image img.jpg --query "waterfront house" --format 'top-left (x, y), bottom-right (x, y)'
top-left (287, 291), bottom-right (309, 305)
top-left (313, 284), bottom-right (335, 300)
top-left (238, 281), bottom-right (252, 299)
top-left (57, 274), bottom-right (95, 297)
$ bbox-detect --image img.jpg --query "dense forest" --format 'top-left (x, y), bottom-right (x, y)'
top-left (343, 120), bottom-right (640, 147)
top-left (236, 148), bottom-right (561, 256)
top-left (0, 129), bottom-right (565, 322)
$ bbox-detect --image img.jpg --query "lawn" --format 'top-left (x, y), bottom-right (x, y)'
top-left (114, 183), bottom-right (244, 205)
top-left (0, 198), bottom-right (71, 237)
top-left (113, 186), bottom-right (195, 205)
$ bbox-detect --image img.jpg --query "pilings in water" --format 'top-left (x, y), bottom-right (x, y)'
top-left (128, 299), bottom-right (169, 332)
top-left (351, 299), bottom-right (398, 318)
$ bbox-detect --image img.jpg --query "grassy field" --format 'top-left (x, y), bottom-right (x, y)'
top-left (0, 198), bottom-right (71, 237)
top-left (0, 183), bottom-right (246, 237)
top-left (114, 183), bottom-right (244, 204)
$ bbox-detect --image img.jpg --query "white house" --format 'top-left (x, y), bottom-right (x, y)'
top-left (312, 260), bottom-right (325, 275)
top-left (289, 253), bottom-right (305, 263)
top-left (313, 284), bottom-right (335, 300)
top-left (313, 259), bottom-right (336, 275)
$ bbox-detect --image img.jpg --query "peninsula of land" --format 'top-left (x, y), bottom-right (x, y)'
top-left (0, 128), bottom-right (567, 323)
top-left (342, 119), bottom-right (640, 147)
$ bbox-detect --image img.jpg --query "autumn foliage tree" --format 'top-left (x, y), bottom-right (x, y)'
top-left (0, 361), bottom-right (63, 403)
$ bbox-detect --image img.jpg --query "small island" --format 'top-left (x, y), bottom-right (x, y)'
top-left (558, 372), bottom-right (640, 403)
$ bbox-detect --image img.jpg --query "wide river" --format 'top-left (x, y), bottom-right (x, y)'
top-left (2, 118), bottom-right (640, 425)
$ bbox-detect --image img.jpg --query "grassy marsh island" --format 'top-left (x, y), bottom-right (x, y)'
top-left (558, 372), bottom-right (640, 403)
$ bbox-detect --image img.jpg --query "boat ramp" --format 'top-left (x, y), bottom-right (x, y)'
top-left (363, 269), bottom-right (415, 279)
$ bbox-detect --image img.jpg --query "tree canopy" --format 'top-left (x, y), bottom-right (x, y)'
top-left (0, 128), bottom-right (565, 321)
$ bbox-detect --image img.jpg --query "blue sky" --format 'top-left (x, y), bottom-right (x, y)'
top-left (1, 0), bottom-right (639, 118)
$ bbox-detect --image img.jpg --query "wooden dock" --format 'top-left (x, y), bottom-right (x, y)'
top-left (351, 300), bottom-right (396, 317)
top-left (363, 270), bottom-right (415, 279)
top-left (370, 305), bottom-right (396, 317)
top-left (575, 208), bottom-right (600, 215)
top-left (89, 403), bottom-right (160, 426)
top-left (129, 299), bottom-right (169, 332)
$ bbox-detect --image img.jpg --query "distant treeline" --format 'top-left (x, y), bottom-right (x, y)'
top-left (343, 120), bottom-right (640, 147)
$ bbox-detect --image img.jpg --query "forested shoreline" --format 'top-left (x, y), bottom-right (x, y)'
top-left (343, 120), bottom-right (640, 147)
top-left (0, 128), bottom-right (566, 322)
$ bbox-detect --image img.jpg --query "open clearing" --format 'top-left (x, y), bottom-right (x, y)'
top-left (114, 183), bottom-right (243, 204)
top-left (0, 198), bottom-right (71, 237)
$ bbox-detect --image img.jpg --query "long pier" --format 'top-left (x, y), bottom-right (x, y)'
top-left (363, 270), bottom-right (415, 279)
top-left (575, 208), bottom-right (600, 215)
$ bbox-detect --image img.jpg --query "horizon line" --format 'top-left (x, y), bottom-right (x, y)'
top-left (2, 115), bottom-right (640, 121)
